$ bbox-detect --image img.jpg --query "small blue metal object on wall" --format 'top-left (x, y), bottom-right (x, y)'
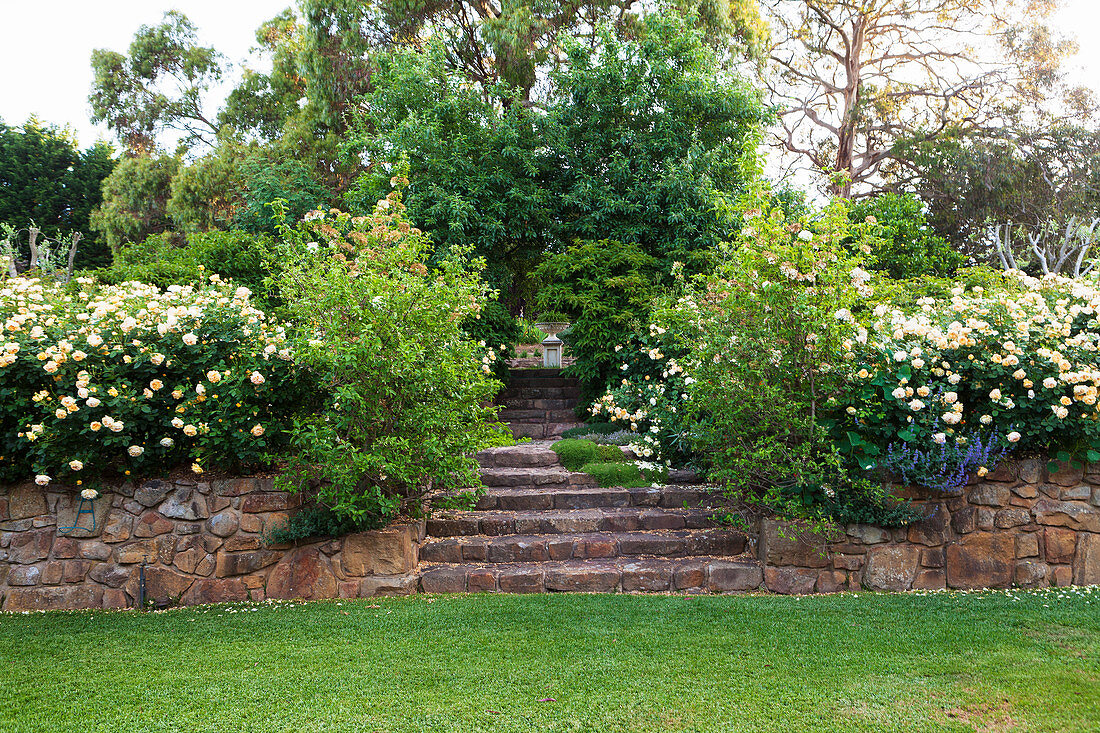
top-left (58, 497), bottom-right (97, 535)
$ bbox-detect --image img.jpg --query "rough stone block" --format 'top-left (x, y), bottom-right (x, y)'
top-left (673, 563), bottom-right (706, 591)
top-left (8, 565), bottom-right (41, 585)
top-left (489, 568), bottom-right (540, 593)
top-left (8, 528), bottom-right (53, 563)
top-left (360, 575), bottom-right (419, 596)
top-left (1060, 485), bottom-right (1092, 501)
top-left (621, 562), bottom-right (671, 592)
top-left (545, 566), bottom-right (620, 592)
top-left (180, 578), bottom-right (249, 606)
top-left (1035, 500), bottom-right (1100, 532)
top-left (913, 569), bottom-right (946, 590)
top-left (946, 533), bottom-right (1014, 589)
top-left (1018, 459), bottom-right (1043, 484)
top-left (1015, 561), bottom-right (1049, 588)
top-left (969, 484), bottom-right (1009, 507)
top-left (419, 567), bottom-right (466, 593)
top-left (134, 480), bottom-right (174, 507)
top-left (4, 585), bottom-right (103, 611)
top-left (240, 493), bottom-right (298, 513)
top-left (994, 508), bottom-right (1031, 529)
top-left (126, 567), bottom-right (193, 603)
top-left (760, 520), bottom-right (830, 567)
top-left (223, 535), bottom-right (262, 552)
top-left (343, 524), bottom-right (419, 576)
top-left (215, 550), bottom-right (280, 577)
top-left (41, 561), bottom-right (63, 585)
top-left (100, 512), bottom-right (132, 543)
top-left (205, 511), bottom-right (239, 538)
top-left (1044, 527), bottom-right (1077, 564)
top-left (763, 566), bottom-right (818, 595)
top-left (6, 483), bottom-right (46, 519)
top-left (834, 554), bottom-right (862, 571)
top-left (467, 570), bottom-right (497, 593)
top-left (1052, 564), bottom-right (1073, 587)
top-left (133, 511), bottom-right (173, 538)
top-left (816, 570), bottom-right (847, 594)
top-left (81, 541), bottom-right (114, 561)
top-left (951, 506), bottom-right (977, 534)
top-left (862, 545), bottom-right (921, 592)
top-left (1011, 483), bottom-right (1038, 499)
top-left (1016, 532), bottom-right (1040, 559)
top-left (977, 508), bottom-right (996, 531)
top-left (88, 563), bottom-right (131, 588)
top-left (238, 513), bottom-right (263, 533)
top-left (1073, 532), bottom-right (1100, 586)
top-left (907, 506), bottom-right (949, 546)
top-left (266, 546), bottom-right (337, 600)
top-left (921, 547), bottom-right (945, 568)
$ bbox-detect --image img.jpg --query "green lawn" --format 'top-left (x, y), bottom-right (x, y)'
top-left (1, 588), bottom-right (1098, 733)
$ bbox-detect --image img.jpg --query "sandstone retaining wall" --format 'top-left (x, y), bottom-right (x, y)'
top-left (0, 477), bottom-right (421, 611)
top-left (1, 457), bottom-right (1098, 610)
top-left (761, 458), bottom-right (1100, 593)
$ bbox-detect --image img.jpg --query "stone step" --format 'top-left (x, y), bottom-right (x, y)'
top-left (420, 529), bottom-right (748, 564)
top-left (509, 423), bottom-right (584, 440)
top-left (500, 386), bottom-right (582, 400)
top-left (475, 443), bottom-right (561, 469)
top-left (508, 368), bottom-right (564, 379)
top-left (479, 467), bottom-right (598, 488)
top-left (418, 556), bottom-right (764, 594)
top-left (501, 397), bottom-right (577, 410)
top-left (505, 377), bottom-right (575, 389)
top-left (499, 409), bottom-right (579, 424)
top-left (426, 507), bottom-right (722, 538)
top-left (467, 485), bottom-right (725, 511)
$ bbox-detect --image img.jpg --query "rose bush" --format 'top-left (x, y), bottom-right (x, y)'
top-left (832, 270), bottom-right (1100, 475)
top-left (0, 275), bottom-right (309, 486)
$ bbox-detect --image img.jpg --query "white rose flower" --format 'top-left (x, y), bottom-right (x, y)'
top-left (250, 371), bottom-right (265, 385)
top-left (932, 433), bottom-right (946, 445)
top-left (1007, 431), bottom-right (1022, 443)
top-left (182, 333), bottom-right (198, 346)
top-left (34, 474), bottom-right (50, 486)
top-left (80, 488), bottom-right (98, 500)
top-left (127, 445), bottom-right (144, 457)
top-left (69, 460), bottom-right (83, 471)
top-left (891, 387), bottom-right (907, 399)
top-left (160, 437), bottom-right (174, 448)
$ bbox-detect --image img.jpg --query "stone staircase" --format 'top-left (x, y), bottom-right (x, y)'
top-left (496, 368), bottom-right (585, 440)
top-left (418, 442), bottom-right (763, 593)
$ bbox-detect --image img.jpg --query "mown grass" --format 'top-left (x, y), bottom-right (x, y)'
top-left (1, 587), bottom-right (1098, 732)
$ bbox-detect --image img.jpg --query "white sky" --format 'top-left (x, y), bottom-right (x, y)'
top-left (0, 0), bottom-right (1098, 150)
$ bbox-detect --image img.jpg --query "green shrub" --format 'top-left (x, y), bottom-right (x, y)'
top-left (273, 196), bottom-right (511, 526)
top-left (266, 505), bottom-right (385, 545)
top-left (535, 239), bottom-right (662, 403)
top-left (846, 193), bottom-right (962, 279)
top-left (462, 300), bottom-right (521, 362)
top-left (97, 230), bottom-right (279, 306)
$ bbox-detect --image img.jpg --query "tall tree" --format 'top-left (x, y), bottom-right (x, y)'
top-left (299, 0), bottom-right (764, 122)
top-left (762, 0), bottom-right (1082, 198)
top-left (0, 119), bottom-right (116, 267)
top-left (89, 11), bottom-right (224, 153)
top-left (90, 155), bottom-right (180, 251)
